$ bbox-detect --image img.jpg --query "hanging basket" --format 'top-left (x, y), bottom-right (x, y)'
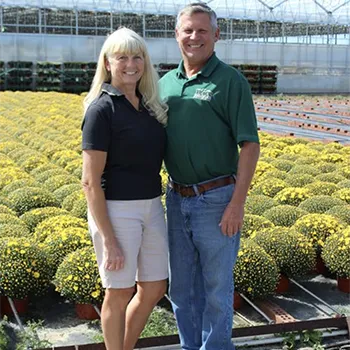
top-left (275, 274), bottom-right (289, 294)
top-left (1, 296), bottom-right (29, 316)
top-left (75, 303), bottom-right (100, 320)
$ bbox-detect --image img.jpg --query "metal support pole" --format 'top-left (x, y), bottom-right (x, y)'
top-left (93, 305), bottom-right (101, 317)
top-left (110, 10), bottom-right (113, 32)
top-left (142, 13), bottom-right (146, 38)
top-left (0, 6), bottom-right (3, 32)
top-left (38, 8), bottom-right (42, 34)
top-left (75, 8), bottom-right (78, 35)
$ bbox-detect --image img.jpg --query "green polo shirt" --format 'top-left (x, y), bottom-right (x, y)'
top-left (159, 53), bottom-right (259, 185)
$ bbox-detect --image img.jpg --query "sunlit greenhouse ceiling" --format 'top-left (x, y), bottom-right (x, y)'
top-left (1, 0), bottom-right (350, 24)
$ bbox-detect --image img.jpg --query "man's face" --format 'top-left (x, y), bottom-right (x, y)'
top-left (176, 12), bottom-right (219, 67)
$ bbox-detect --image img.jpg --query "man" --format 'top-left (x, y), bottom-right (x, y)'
top-left (159, 3), bottom-right (260, 350)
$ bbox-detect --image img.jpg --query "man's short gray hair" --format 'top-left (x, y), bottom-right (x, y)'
top-left (176, 2), bottom-right (218, 31)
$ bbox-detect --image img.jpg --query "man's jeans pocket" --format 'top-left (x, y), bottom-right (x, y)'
top-left (200, 183), bottom-right (234, 206)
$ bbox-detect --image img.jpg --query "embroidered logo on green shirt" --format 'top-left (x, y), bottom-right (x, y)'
top-left (193, 89), bottom-right (213, 101)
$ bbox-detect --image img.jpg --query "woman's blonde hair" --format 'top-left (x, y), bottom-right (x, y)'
top-left (84, 27), bottom-right (167, 125)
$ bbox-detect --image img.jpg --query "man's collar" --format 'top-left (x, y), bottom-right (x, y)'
top-left (101, 82), bottom-right (123, 96)
top-left (176, 52), bottom-right (219, 79)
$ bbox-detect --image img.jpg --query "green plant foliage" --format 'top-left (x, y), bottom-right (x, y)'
top-left (315, 172), bottom-right (346, 184)
top-left (332, 188), bottom-right (350, 204)
top-left (73, 167), bottom-right (82, 179)
top-left (0, 167), bottom-right (32, 190)
top-left (64, 158), bottom-right (83, 174)
top-left (252, 227), bottom-right (316, 278)
top-left (51, 150), bottom-right (80, 167)
top-left (234, 240), bottom-right (279, 299)
top-left (71, 198), bottom-right (87, 219)
top-left (299, 195), bottom-right (345, 214)
top-left (277, 153), bottom-right (299, 162)
top-left (54, 246), bottom-right (104, 304)
top-left (15, 320), bottom-right (51, 350)
top-left (0, 141), bottom-right (23, 154)
top-left (250, 178), bottom-right (287, 197)
top-left (43, 174), bottom-right (79, 193)
top-left (270, 159), bottom-right (294, 172)
top-left (18, 155), bottom-right (49, 172)
top-left (293, 213), bottom-right (345, 253)
top-left (20, 207), bottom-right (70, 232)
top-left (319, 152), bottom-right (343, 164)
top-left (0, 205), bottom-right (16, 216)
top-left (304, 181), bottom-right (340, 196)
top-left (0, 318), bottom-right (10, 350)
top-left (339, 165), bottom-right (350, 179)
top-left (322, 227), bottom-right (350, 278)
top-left (338, 180), bottom-right (350, 189)
top-left (315, 162), bottom-right (338, 174)
top-left (141, 307), bottom-right (178, 337)
top-left (288, 164), bottom-right (321, 176)
top-left (274, 187), bottom-right (311, 206)
top-left (0, 238), bottom-right (54, 299)
top-left (34, 169), bottom-right (69, 183)
top-left (284, 174), bottom-right (315, 187)
top-left (0, 224), bottom-right (30, 238)
top-left (245, 195), bottom-right (276, 215)
top-left (293, 156), bottom-right (316, 165)
top-left (1, 178), bottom-right (40, 196)
top-left (0, 196), bottom-right (13, 209)
top-left (326, 205), bottom-right (350, 225)
top-left (62, 190), bottom-right (85, 211)
top-left (0, 213), bottom-right (24, 227)
top-left (241, 214), bottom-right (274, 238)
top-left (34, 215), bottom-right (87, 242)
top-left (8, 187), bottom-right (59, 216)
top-left (263, 205), bottom-right (307, 227)
top-left (53, 183), bottom-right (82, 203)
top-left (30, 163), bottom-right (60, 176)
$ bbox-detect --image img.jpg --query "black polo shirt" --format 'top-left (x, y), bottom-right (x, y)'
top-left (82, 83), bottom-right (166, 200)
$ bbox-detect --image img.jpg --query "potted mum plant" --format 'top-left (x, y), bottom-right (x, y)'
top-left (0, 238), bottom-right (54, 314)
top-left (233, 239), bottom-right (279, 300)
top-left (322, 227), bottom-right (350, 293)
top-left (54, 246), bottom-right (104, 320)
top-left (252, 227), bottom-right (316, 292)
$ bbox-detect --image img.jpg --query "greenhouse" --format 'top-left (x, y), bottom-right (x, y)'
top-left (0, 0), bottom-right (350, 93)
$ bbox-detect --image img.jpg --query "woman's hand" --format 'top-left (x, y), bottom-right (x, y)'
top-left (103, 237), bottom-right (125, 271)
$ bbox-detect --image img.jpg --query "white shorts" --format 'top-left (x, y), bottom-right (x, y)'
top-left (88, 196), bottom-right (169, 289)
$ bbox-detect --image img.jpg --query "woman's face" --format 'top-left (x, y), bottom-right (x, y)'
top-left (106, 52), bottom-right (145, 91)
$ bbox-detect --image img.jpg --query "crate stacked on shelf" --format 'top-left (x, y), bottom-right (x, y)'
top-left (36, 62), bottom-right (62, 91)
top-left (7, 61), bottom-right (33, 91)
top-left (240, 64), bottom-right (260, 94)
top-left (259, 65), bottom-right (278, 94)
top-left (62, 62), bottom-right (95, 93)
top-left (0, 62), bottom-right (5, 91)
top-left (156, 63), bottom-right (178, 78)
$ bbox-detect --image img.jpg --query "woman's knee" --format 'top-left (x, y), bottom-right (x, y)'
top-left (104, 287), bottom-right (135, 310)
top-left (137, 280), bottom-right (167, 304)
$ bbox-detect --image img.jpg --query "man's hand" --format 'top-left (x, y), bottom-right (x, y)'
top-left (219, 202), bottom-right (244, 237)
top-left (103, 238), bottom-right (125, 271)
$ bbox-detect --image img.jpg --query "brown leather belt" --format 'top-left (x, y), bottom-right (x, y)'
top-left (169, 176), bottom-right (236, 197)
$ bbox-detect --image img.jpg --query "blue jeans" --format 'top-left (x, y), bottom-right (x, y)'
top-left (166, 181), bottom-right (241, 350)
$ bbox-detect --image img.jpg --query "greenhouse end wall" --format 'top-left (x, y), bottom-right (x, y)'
top-left (1, 33), bottom-right (349, 93)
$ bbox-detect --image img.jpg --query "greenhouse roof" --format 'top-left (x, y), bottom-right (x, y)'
top-left (1, 0), bottom-right (350, 24)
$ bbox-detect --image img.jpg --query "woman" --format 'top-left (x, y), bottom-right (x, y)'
top-left (81, 27), bottom-right (168, 350)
